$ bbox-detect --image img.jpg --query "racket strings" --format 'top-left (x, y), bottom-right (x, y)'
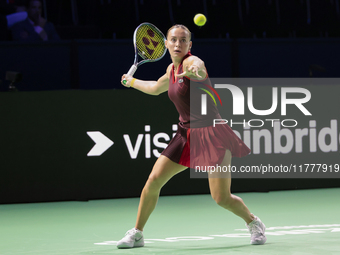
top-left (135, 25), bottom-right (166, 60)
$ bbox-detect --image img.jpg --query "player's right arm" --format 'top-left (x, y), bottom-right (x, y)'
top-left (121, 64), bottom-right (171, 96)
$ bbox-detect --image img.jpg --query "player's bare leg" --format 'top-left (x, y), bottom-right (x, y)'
top-left (208, 150), bottom-right (254, 223)
top-left (135, 155), bottom-right (187, 231)
top-left (117, 156), bottom-right (186, 248)
top-left (208, 150), bottom-right (267, 245)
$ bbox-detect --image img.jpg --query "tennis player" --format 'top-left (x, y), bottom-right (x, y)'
top-left (118, 24), bottom-right (266, 248)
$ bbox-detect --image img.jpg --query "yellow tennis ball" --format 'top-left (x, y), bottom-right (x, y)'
top-left (194, 13), bottom-right (207, 26)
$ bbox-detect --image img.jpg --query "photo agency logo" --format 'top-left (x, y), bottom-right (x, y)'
top-left (200, 84), bottom-right (311, 128)
top-left (195, 78), bottom-right (340, 157)
top-left (198, 83), bottom-right (223, 113)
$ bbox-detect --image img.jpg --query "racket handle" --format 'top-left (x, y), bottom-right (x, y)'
top-left (127, 65), bottom-right (137, 76)
top-left (123, 65), bottom-right (137, 86)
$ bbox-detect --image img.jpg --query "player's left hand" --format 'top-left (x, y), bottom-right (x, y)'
top-left (176, 65), bottom-right (202, 79)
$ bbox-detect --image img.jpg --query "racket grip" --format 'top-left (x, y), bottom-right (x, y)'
top-left (122, 65), bottom-right (137, 86)
top-left (127, 65), bottom-right (137, 76)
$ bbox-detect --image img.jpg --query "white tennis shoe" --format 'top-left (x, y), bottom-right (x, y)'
top-left (246, 215), bottom-right (267, 245)
top-left (116, 228), bottom-right (144, 249)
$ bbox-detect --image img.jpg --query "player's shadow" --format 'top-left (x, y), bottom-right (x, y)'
top-left (82, 243), bottom-right (272, 254)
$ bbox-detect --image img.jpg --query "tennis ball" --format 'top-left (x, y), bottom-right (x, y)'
top-left (194, 13), bottom-right (207, 26)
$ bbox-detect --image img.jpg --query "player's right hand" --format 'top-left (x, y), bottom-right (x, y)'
top-left (121, 74), bottom-right (133, 87)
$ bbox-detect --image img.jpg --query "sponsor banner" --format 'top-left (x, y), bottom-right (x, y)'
top-left (1, 86), bottom-right (339, 203)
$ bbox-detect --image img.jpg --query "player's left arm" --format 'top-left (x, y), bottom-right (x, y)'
top-left (176, 56), bottom-right (207, 81)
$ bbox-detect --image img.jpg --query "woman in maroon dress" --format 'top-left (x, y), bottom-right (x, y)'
top-left (118, 24), bottom-right (266, 249)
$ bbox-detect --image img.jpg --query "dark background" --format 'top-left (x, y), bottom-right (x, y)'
top-left (43, 0), bottom-right (340, 40)
top-left (1, 38), bottom-right (340, 92)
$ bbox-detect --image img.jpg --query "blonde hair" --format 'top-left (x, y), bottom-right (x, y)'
top-left (167, 24), bottom-right (191, 41)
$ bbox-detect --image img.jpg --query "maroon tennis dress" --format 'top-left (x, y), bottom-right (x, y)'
top-left (161, 53), bottom-right (250, 168)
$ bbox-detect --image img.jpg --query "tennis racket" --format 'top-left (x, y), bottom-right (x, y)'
top-left (123, 23), bottom-right (167, 85)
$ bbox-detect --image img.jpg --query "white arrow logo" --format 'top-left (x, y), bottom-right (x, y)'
top-left (87, 132), bottom-right (114, 156)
